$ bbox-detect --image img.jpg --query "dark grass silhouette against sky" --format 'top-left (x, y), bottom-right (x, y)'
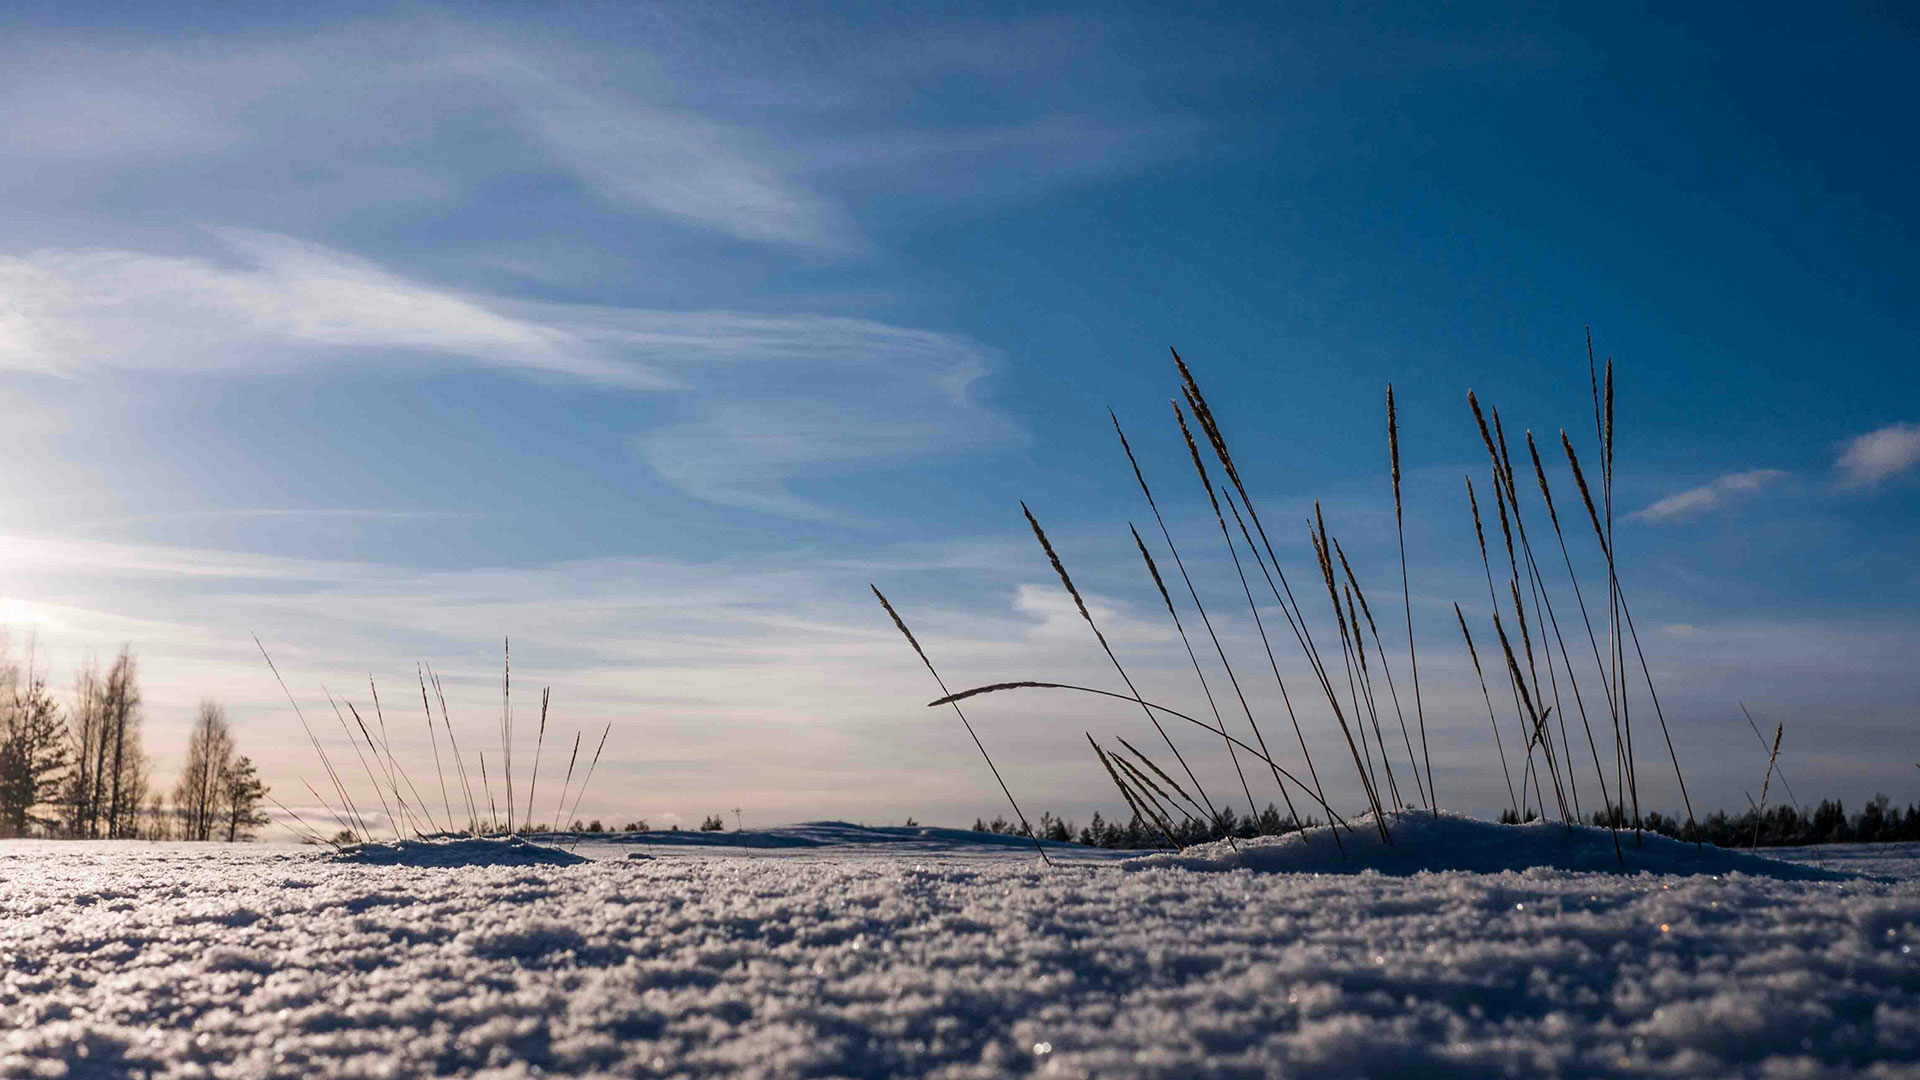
top-left (0, 3), bottom-right (1915, 831)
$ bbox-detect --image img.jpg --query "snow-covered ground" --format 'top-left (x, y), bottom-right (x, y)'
top-left (4, 818), bottom-right (1918, 1078)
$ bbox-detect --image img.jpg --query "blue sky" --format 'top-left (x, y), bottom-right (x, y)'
top-left (1, 3), bottom-right (1915, 832)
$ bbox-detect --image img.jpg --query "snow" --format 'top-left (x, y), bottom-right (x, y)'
top-left (3, 825), bottom-right (1918, 1078)
top-left (1135, 810), bottom-right (1844, 880)
top-left (330, 835), bottom-right (590, 867)
top-left (531, 821), bottom-right (1125, 861)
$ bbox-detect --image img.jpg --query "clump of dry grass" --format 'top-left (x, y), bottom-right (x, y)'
top-left (257, 640), bottom-right (614, 848)
top-left (878, 335), bottom-right (1697, 862)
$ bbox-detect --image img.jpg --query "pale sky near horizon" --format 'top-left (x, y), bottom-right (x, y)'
top-left (2, 3), bottom-right (1916, 835)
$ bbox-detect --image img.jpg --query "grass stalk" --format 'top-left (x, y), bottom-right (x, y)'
top-left (420, 666), bottom-right (452, 834)
top-left (1740, 702), bottom-right (1799, 810)
top-left (1753, 722), bottom-right (1783, 849)
top-left (552, 731), bottom-right (581, 833)
top-left (1111, 748), bottom-right (1200, 827)
top-left (561, 722), bottom-right (612, 849)
top-left (872, 586), bottom-right (1049, 864)
top-left (1333, 538), bottom-right (1428, 809)
top-left (1468, 475), bottom-right (1537, 816)
top-left (937, 681), bottom-right (1346, 822)
top-left (479, 751), bottom-right (498, 835)
top-left (1219, 489), bottom-right (1332, 848)
top-left (1020, 501), bottom-right (1223, 832)
top-left (429, 666), bottom-right (479, 834)
top-left (1171, 354), bottom-right (1357, 819)
top-left (1311, 527), bottom-right (1381, 802)
top-left (327, 690), bottom-right (398, 837)
top-left (1453, 603), bottom-right (1519, 817)
top-left (1112, 412), bottom-right (1278, 837)
top-left (1116, 735), bottom-right (1208, 823)
top-left (502, 639), bottom-right (513, 836)
top-left (1090, 734), bottom-right (1180, 848)
top-left (1129, 523), bottom-right (1264, 838)
top-left (255, 634), bottom-right (369, 842)
top-left (1387, 383), bottom-right (1435, 810)
top-left (526, 687), bottom-right (549, 831)
top-left (369, 677), bottom-right (442, 835)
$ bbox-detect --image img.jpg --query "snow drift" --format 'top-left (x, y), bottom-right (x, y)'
top-left (1, 835), bottom-right (1915, 1077)
top-left (1134, 810), bottom-right (1844, 879)
top-left (330, 835), bottom-right (588, 867)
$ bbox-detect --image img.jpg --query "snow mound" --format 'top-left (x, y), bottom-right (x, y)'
top-left (330, 835), bottom-right (587, 867)
top-left (1133, 810), bottom-right (1844, 879)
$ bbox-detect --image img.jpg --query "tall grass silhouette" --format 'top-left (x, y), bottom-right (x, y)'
top-left (882, 337), bottom-right (1696, 861)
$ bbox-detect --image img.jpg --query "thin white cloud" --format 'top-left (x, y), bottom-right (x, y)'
top-left (633, 324), bottom-right (1012, 517)
top-left (0, 230), bottom-right (1015, 516)
top-left (0, 230), bottom-right (635, 384)
top-left (1836, 422), bottom-right (1920, 489)
top-left (1630, 469), bottom-right (1787, 523)
top-left (516, 90), bottom-right (847, 251)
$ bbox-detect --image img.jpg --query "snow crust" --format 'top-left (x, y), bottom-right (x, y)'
top-left (3, 834), bottom-right (1917, 1078)
top-left (535, 821), bottom-right (1121, 860)
top-left (331, 836), bottom-right (588, 868)
top-left (1134, 810), bottom-right (1843, 879)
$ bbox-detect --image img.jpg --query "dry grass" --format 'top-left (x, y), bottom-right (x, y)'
top-left (259, 641), bottom-right (614, 847)
top-left (879, 336), bottom-right (1698, 862)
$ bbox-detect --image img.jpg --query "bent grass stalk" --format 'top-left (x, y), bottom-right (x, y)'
top-left (328, 690), bottom-right (397, 837)
top-left (1116, 735), bottom-right (1207, 823)
top-left (1111, 750), bottom-right (1197, 828)
top-left (872, 585), bottom-right (1049, 864)
top-left (1129, 522), bottom-right (1261, 835)
top-left (256, 635), bottom-right (368, 842)
top-left (1219, 487), bottom-right (1323, 845)
top-left (369, 677), bottom-right (442, 835)
top-left (1090, 735), bottom-right (1179, 848)
top-left (938, 681), bottom-right (1346, 823)
top-left (1114, 414), bottom-right (1262, 824)
top-left (1021, 502), bottom-right (1223, 828)
top-left (1174, 359), bottom-right (1377, 840)
top-left (1172, 355), bottom-right (1345, 815)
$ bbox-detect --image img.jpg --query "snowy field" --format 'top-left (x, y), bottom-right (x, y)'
top-left (4, 818), bottom-right (1919, 1079)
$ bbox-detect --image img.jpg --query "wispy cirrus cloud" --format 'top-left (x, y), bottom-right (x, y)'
top-left (0, 230), bottom-right (1012, 516)
top-left (1836, 422), bottom-right (1920, 488)
top-left (0, 229), bottom-right (629, 383)
top-left (1630, 468), bottom-right (1788, 523)
top-left (502, 74), bottom-right (849, 251)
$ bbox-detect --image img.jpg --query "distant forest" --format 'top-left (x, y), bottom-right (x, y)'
top-left (0, 638), bottom-right (270, 841)
top-left (977, 798), bottom-right (1920, 851)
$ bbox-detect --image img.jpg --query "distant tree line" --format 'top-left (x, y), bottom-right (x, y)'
top-left (984, 797), bottom-right (1920, 851)
top-left (1575, 798), bottom-right (1920, 848)
top-left (974, 803), bottom-right (1317, 850)
top-left (0, 637), bottom-right (269, 841)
